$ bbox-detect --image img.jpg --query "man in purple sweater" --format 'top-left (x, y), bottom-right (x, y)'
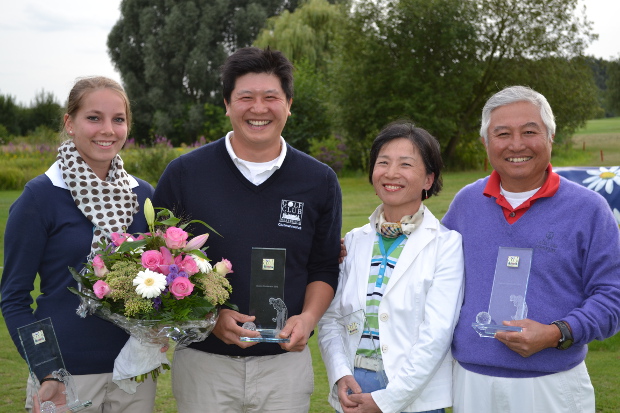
top-left (443, 86), bottom-right (620, 412)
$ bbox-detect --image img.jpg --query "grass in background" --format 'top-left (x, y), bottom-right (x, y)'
top-left (571, 117), bottom-right (620, 166)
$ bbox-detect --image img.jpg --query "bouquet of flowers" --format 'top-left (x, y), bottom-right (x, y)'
top-left (69, 199), bottom-right (233, 393)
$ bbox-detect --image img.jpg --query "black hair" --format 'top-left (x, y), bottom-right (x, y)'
top-left (368, 120), bottom-right (444, 198)
top-left (221, 47), bottom-right (294, 104)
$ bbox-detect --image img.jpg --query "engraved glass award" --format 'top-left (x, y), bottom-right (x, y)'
top-left (17, 318), bottom-right (92, 412)
top-left (472, 247), bottom-right (533, 337)
top-left (240, 248), bottom-right (290, 343)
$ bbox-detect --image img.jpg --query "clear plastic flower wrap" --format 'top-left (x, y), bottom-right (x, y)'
top-left (92, 303), bottom-right (218, 348)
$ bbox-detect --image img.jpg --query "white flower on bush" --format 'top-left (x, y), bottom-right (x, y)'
top-left (191, 254), bottom-right (212, 274)
top-left (583, 167), bottom-right (620, 194)
top-left (133, 269), bottom-right (167, 299)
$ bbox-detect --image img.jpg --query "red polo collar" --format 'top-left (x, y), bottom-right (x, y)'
top-left (483, 164), bottom-right (560, 224)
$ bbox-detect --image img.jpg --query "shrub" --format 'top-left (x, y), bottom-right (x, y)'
top-left (309, 134), bottom-right (349, 175)
top-left (122, 136), bottom-right (181, 185)
top-left (0, 167), bottom-right (26, 190)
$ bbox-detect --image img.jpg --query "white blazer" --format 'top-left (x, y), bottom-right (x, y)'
top-left (318, 205), bottom-right (464, 413)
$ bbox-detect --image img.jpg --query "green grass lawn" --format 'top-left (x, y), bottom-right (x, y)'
top-left (575, 117), bottom-right (620, 135)
top-left (1, 118), bottom-right (620, 412)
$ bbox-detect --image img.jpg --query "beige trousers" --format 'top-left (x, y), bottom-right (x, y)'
top-left (25, 372), bottom-right (156, 413)
top-left (172, 346), bottom-right (314, 413)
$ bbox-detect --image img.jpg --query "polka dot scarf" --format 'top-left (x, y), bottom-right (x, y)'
top-left (57, 140), bottom-right (139, 259)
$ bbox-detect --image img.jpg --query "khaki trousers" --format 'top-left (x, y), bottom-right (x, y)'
top-left (25, 372), bottom-right (156, 413)
top-left (172, 346), bottom-right (314, 413)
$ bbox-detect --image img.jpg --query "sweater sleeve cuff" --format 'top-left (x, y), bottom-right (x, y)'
top-left (562, 315), bottom-right (582, 344)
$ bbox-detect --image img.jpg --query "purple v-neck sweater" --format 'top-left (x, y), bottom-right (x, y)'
top-left (443, 176), bottom-right (620, 378)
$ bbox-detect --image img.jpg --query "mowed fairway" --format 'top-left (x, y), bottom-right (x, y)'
top-left (0, 118), bottom-right (619, 412)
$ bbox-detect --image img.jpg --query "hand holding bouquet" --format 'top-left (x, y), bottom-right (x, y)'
top-left (69, 199), bottom-right (233, 393)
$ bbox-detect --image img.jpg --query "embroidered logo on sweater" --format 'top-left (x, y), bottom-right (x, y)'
top-left (535, 231), bottom-right (557, 253)
top-left (279, 200), bottom-right (303, 230)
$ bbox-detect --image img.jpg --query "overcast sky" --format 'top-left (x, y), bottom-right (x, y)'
top-left (1, 0), bottom-right (619, 106)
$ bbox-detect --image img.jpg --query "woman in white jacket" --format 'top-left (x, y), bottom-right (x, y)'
top-left (318, 121), bottom-right (464, 413)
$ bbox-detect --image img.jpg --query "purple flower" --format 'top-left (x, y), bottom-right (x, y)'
top-left (152, 296), bottom-right (162, 310)
top-left (166, 272), bottom-right (178, 285)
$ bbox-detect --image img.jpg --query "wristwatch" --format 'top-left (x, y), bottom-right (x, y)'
top-left (551, 320), bottom-right (574, 350)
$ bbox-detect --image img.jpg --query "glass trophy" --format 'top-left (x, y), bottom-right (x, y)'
top-left (240, 248), bottom-right (290, 343)
top-left (472, 247), bottom-right (533, 337)
top-left (17, 318), bottom-right (92, 412)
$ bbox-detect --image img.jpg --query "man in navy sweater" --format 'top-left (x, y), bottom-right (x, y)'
top-left (443, 86), bottom-right (620, 412)
top-left (153, 47), bottom-right (342, 412)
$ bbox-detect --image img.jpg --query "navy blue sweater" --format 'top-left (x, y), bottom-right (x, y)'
top-left (153, 137), bottom-right (342, 357)
top-left (1, 171), bottom-right (154, 380)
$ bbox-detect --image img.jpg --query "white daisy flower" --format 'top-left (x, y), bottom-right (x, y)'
top-left (133, 269), bottom-right (167, 299)
top-left (191, 254), bottom-right (212, 274)
top-left (582, 166), bottom-right (620, 194)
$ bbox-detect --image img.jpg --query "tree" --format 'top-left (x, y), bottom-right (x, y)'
top-left (442, 0), bottom-right (597, 160)
top-left (498, 56), bottom-right (600, 145)
top-left (607, 58), bottom-right (620, 116)
top-left (0, 94), bottom-right (21, 136)
top-left (254, 0), bottom-right (345, 72)
top-left (27, 90), bottom-right (62, 133)
top-left (0, 90), bottom-right (61, 139)
top-left (331, 0), bottom-right (598, 167)
top-left (331, 0), bottom-right (483, 168)
top-left (107, 0), bottom-right (301, 144)
top-left (254, 0), bottom-right (345, 152)
top-left (281, 59), bottom-right (333, 153)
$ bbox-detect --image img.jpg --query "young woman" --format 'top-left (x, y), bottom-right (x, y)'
top-left (1, 77), bottom-right (157, 412)
top-left (318, 121), bottom-right (464, 413)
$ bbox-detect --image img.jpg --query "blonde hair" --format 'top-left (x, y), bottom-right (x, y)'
top-left (62, 76), bottom-right (132, 137)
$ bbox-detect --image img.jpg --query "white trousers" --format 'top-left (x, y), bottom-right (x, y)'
top-left (453, 361), bottom-right (595, 413)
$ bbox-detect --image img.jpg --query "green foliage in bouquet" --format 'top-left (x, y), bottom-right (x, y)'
top-left (68, 199), bottom-right (234, 323)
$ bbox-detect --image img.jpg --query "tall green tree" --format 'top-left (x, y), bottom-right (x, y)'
top-left (332, 0), bottom-right (597, 167)
top-left (108, 0), bottom-right (301, 144)
top-left (331, 0), bottom-right (483, 168)
top-left (254, 0), bottom-right (344, 72)
top-left (254, 0), bottom-right (345, 152)
top-left (499, 56), bottom-right (600, 145)
top-left (27, 90), bottom-right (62, 133)
top-left (607, 58), bottom-right (620, 116)
top-left (0, 94), bottom-right (21, 137)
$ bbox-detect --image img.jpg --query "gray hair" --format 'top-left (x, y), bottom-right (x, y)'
top-left (480, 86), bottom-right (555, 144)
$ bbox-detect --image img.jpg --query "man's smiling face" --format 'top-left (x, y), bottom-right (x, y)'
top-left (484, 100), bottom-right (553, 192)
top-left (224, 72), bottom-right (292, 162)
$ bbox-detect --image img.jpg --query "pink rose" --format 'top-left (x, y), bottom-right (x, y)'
top-left (164, 227), bottom-right (188, 250)
top-left (169, 277), bottom-right (194, 300)
top-left (93, 280), bottom-right (111, 299)
top-left (214, 258), bottom-right (233, 275)
top-left (92, 255), bottom-right (108, 277)
top-left (141, 250), bottom-right (163, 271)
top-left (179, 255), bottom-right (199, 276)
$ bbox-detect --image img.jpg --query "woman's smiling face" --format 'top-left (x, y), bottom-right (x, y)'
top-left (64, 88), bottom-right (128, 179)
top-left (372, 137), bottom-right (434, 222)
